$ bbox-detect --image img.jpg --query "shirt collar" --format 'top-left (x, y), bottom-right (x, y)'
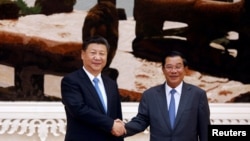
top-left (82, 67), bottom-right (101, 82)
top-left (166, 81), bottom-right (183, 95)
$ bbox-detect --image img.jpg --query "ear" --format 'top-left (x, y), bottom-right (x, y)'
top-left (81, 50), bottom-right (85, 60)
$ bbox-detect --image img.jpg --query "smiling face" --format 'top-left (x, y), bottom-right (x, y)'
top-left (81, 43), bottom-right (108, 76)
top-left (162, 56), bottom-right (186, 88)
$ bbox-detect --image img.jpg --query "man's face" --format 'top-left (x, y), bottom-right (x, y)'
top-left (162, 56), bottom-right (186, 88)
top-left (81, 43), bottom-right (108, 76)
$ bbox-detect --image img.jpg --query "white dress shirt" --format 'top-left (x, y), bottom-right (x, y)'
top-left (82, 67), bottom-right (108, 109)
top-left (165, 82), bottom-right (183, 116)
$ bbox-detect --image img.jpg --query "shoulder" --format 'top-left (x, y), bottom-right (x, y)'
top-left (101, 74), bottom-right (117, 85)
top-left (62, 69), bottom-right (85, 81)
top-left (144, 84), bottom-right (164, 94)
top-left (183, 82), bottom-right (205, 93)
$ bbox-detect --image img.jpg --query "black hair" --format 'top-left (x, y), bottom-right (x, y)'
top-left (82, 35), bottom-right (110, 52)
top-left (161, 51), bottom-right (188, 67)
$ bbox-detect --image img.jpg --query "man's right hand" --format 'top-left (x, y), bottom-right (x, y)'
top-left (111, 119), bottom-right (126, 136)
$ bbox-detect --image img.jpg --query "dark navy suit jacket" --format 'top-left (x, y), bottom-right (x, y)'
top-left (61, 68), bottom-right (123, 141)
top-left (125, 82), bottom-right (210, 141)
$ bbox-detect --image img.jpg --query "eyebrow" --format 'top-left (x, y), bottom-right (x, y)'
top-left (166, 63), bottom-right (183, 66)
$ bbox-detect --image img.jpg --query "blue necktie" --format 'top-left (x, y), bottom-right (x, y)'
top-left (169, 89), bottom-right (176, 129)
top-left (93, 78), bottom-right (107, 113)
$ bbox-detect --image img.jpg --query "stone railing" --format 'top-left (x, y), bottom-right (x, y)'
top-left (0, 102), bottom-right (250, 141)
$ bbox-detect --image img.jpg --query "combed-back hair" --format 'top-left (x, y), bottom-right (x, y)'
top-left (161, 51), bottom-right (188, 67)
top-left (82, 35), bottom-right (110, 52)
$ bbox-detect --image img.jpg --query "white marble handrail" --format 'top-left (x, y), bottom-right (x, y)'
top-left (0, 102), bottom-right (249, 141)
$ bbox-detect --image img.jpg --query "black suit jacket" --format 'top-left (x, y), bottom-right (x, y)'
top-left (61, 68), bottom-right (123, 141)
top-left (125, 82), bottom-right (210, 141)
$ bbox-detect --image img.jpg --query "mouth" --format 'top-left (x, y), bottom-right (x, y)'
top-left (93, 61), bottom-right (102, 65)
top-left (92, 62), bottom-right (102, 67)
top-left (170, 76), bottom-right (179, 79)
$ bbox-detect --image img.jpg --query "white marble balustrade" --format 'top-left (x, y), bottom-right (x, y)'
top-left (0, 102), bottom-right (249, 141)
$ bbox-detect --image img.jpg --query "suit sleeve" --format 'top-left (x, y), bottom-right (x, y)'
top-left (61, 76), bottom-right (114, 132)
top-left (125, 91), bottom-right (150, 136)
top-left (198, 90), bottom-right (210, 141)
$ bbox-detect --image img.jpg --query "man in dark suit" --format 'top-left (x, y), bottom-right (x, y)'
top-left (61, 36), bottom-right (125, 141)
top-left (124, 51), bottom-right (210, 141)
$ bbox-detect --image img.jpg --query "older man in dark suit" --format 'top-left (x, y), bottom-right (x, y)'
top-left (124, 51), bottom-right (210, 141)
top-left (61, 36), bottom-right (125, 141)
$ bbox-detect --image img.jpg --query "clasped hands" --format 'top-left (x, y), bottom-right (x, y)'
top-left (111, 119), bottom-right (126, 136)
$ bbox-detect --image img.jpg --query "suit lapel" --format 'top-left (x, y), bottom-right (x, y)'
top-left (156, 84), bottom-right (172, 128)
top-left (79, 69), bottom-right (107, 114)
top-left (102, 75), bottom-right (111, 114)
top-left (174, 82), bottom-right (191, 128)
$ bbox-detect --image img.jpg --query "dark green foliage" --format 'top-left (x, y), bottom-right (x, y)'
top-left (15, 0), bottom-right (41, 16)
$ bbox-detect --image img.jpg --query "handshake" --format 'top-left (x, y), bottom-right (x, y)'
top-left (111, 119), bottom-right (127, 137)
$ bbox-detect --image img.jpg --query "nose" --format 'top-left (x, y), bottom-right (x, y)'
top-left (170, 68), bottom-right (178, 72)
top-left (94, 54), bottom-right (102, 60)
